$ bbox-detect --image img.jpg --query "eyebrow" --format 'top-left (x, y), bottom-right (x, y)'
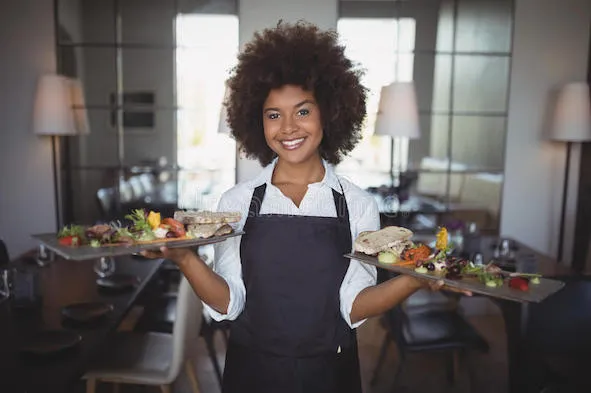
top-left (263, 99), bottom-right (316, 113)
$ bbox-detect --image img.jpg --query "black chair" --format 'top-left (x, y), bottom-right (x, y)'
top-left (0, 239), bottom-right (9, 265)
top-left (522, 275), bottom-right (591, 393)
top-left (371, 298), bottom-right (489, 388)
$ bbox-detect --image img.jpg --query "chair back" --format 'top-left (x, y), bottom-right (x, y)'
top-left (167, 275), bottom-right (202, 382)
top-left (128, 176), bottom-right (145, 200)
top-left (138, 173), bottom-right (156, 194)
top-left (0, 239), bottom-right (9, 265)
top-left (96, 188), bottom-right (115, 219)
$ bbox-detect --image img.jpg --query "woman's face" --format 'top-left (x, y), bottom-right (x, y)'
top-left (262, 85), bottom-right (323, 166)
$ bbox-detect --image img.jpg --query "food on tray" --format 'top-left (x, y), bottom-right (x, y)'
top-left (354, 226), bottom-right (413, 255)
top-left (353, 226), bottom-right (543, 292)
top-left (56, 208), bottom-right (241, 247)
top-left (173, 210), bottom-right (241, 224)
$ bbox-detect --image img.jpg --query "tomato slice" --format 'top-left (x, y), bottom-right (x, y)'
top-left (161, 218), bottom-right (186, 237)
top-left (58, 235), bottom-right (82, 247)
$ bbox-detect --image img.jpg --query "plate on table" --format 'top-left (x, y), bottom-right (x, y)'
top-left (31, 231), bottom-right (244, 261)
top-left (96, 273), bottom-right (139, 290)
top-left (61, 301), bottom-right (114, 323)
top-left (20, 330), bottom-right (82, 356)
top-left (345, 252), bottom-right (565, 303)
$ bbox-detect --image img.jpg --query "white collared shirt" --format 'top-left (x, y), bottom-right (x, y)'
top-left (204, 158), bottom-right (379, 328)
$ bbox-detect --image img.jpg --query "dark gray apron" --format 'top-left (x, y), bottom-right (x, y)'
top-left (222, 183), bottom-right (362, 393)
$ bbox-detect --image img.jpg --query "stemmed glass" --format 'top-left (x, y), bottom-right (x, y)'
top-left (93, 256), bottom-right (116, 278)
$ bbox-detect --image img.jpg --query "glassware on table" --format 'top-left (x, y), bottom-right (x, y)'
top-left (473, 252), bottom-right (484, 266)
top-left (0, 268), bottom-right (12, 299)
top-left (93, 256), bottom-right (116, 278)
top-left (36, 244), bottom-right (54, 267)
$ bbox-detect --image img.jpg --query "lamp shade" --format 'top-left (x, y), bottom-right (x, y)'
top-left (218, 85), bottom-right (231, 135)
top-left (33, 74), bottom-right (77, 136)
top-left (374, 82), bottom-right (421, 139)
top-left (549, 82), bottom-right (591, 142)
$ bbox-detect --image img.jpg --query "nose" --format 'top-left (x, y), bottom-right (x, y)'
top-left (281, 117), bottom-right (298, 134)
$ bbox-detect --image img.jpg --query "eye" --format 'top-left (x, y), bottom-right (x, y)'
top-left (266, 112), bottom-right (280, 120)
top-left (297, 108), bottom-right (310, 117)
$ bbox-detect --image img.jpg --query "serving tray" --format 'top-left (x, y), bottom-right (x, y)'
top-left (345, 252), bottom-right (565, 303)
top-left (31, 231), bottom-right (244, 261)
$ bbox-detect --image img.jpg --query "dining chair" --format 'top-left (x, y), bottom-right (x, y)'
top-left (0, 239), bottom-right (9, 265)
top-left (83, 276), bottom-right (203, 393)
top-left (371, 294), bottom-right (489, 388)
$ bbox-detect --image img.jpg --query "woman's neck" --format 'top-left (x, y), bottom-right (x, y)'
top-left (272, 155), bottom-right (325, 186)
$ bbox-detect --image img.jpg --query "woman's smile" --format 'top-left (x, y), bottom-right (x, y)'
top-left (280, 137), bottom-right (306, 150)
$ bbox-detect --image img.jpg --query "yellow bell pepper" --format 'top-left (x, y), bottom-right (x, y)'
top-left (436, 227), bottom-right (448, 250)
top-left (147, 211), bottom-right (161, 230)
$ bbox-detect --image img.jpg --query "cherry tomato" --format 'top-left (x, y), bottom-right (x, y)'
top-left (509, 277), bottom-right (529, 291)
top-left (58, 235), bottom-right (82, 247)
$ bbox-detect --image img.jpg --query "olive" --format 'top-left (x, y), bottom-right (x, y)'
top-left (427, 263), bottom-right (435, 271)
top-left (166, 231), bottom-right (177, 238)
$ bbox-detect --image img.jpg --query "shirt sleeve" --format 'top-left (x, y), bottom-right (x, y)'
top-left (202, 192), bottom-right (247, 322)
top-left (339, 195), bottom-right (380, 328)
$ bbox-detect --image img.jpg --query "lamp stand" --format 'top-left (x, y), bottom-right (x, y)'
top-left (557, 141), bottom-right (572, 263)
top-left (390, 137), bottom-right (395, 188)
top-left (51, 135), bottom-right (64, 231)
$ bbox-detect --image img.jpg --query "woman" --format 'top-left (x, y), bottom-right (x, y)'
top-left (144, 21), bottom-right (459, 393)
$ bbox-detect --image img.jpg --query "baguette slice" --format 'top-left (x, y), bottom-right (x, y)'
top-left (354, 226), bottom-right (413, 255)
top-left (174, 210), bottom-right (241, 224)
top-left (187, 223), bottom-right (233, 239)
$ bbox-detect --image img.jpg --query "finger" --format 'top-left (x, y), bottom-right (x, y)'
top-left (443, 286), bottom-right (472, 296)
top-left (428, 280), bottom-right (445, 291)
top-left (140, 250), bottom-right (163, 259)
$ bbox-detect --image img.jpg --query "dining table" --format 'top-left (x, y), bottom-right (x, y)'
top-left (401, 233), bottom-right (577, 393)
top-left (0, 251), bottom-right (163, 393)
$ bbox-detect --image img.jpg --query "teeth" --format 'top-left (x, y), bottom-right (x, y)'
top-left (281, 138), bottom-right (305, 147)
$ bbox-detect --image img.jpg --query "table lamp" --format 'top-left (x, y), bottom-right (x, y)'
top-left (374, 81), bottom-right (421, 188)
top-left (548, 82), bottom-right (591, 264)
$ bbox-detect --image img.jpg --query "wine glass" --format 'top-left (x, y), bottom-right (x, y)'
top-left (93, 256), bottom-right (116, 278)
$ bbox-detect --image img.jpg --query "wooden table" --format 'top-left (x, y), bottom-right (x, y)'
top-left (0, 254), bottom-right (163, 393)
top-left (418, 235), bottom-right (574, 393)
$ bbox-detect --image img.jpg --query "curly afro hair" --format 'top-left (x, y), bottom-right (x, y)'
top-left (225, 21), bottom-right (367, 166)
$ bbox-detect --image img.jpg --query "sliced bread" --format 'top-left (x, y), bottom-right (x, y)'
top-left (354, 226), bottom-right (413, 255)
top-left (174, 210), bottom-right (241, 224)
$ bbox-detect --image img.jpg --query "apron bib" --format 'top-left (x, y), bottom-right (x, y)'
top-left (222, 183), bottom-right (362, 393)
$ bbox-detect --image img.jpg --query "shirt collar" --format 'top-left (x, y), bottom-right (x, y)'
top-left (252, 157), bottom-right (342, 192)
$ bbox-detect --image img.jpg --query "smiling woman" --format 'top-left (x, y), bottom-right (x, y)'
top-left (140, 21), bottom-right (439, 393)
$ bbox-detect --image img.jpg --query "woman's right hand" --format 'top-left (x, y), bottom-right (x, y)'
top-left (140, 247), bottom-right (197, 268)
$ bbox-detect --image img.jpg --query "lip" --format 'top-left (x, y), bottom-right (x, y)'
top-left (279, 137), bottom-right (306, 150)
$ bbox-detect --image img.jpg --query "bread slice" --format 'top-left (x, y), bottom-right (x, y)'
top-left (187, 223), bottom-right (234, 239)
top-left (174, 210), bottom-right (241, 224)
top-left (354, 226), bottom-right (413, 255)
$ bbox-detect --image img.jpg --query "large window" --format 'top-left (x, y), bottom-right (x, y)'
top-left (176, 14), bottom-right (238, 210)
top-left (55, 0), bottom-right (239, 225)
top-left (336, 18), bottom-right (416, 188)
top-left (337, 0), bottom-right (514, 234)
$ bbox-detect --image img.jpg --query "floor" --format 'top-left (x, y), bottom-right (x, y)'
top-left (86, 296), bottom-right (510, 393)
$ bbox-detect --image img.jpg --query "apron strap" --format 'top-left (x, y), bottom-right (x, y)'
top-left (248, 184), bottom-right (267, 217)
top-left (332, 181), bottom-right (350, 225)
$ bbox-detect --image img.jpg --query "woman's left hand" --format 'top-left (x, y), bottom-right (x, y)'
top-left (412, 276), bottom-right (472, 296)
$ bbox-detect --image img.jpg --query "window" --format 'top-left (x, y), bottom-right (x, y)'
top-left (175, 14), bottom-right (239, 209)
top-left (336, 18), bottom-right (416, 188)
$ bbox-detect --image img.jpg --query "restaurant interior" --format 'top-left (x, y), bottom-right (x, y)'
top-left (1, 0), bottom-right (591, 392)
